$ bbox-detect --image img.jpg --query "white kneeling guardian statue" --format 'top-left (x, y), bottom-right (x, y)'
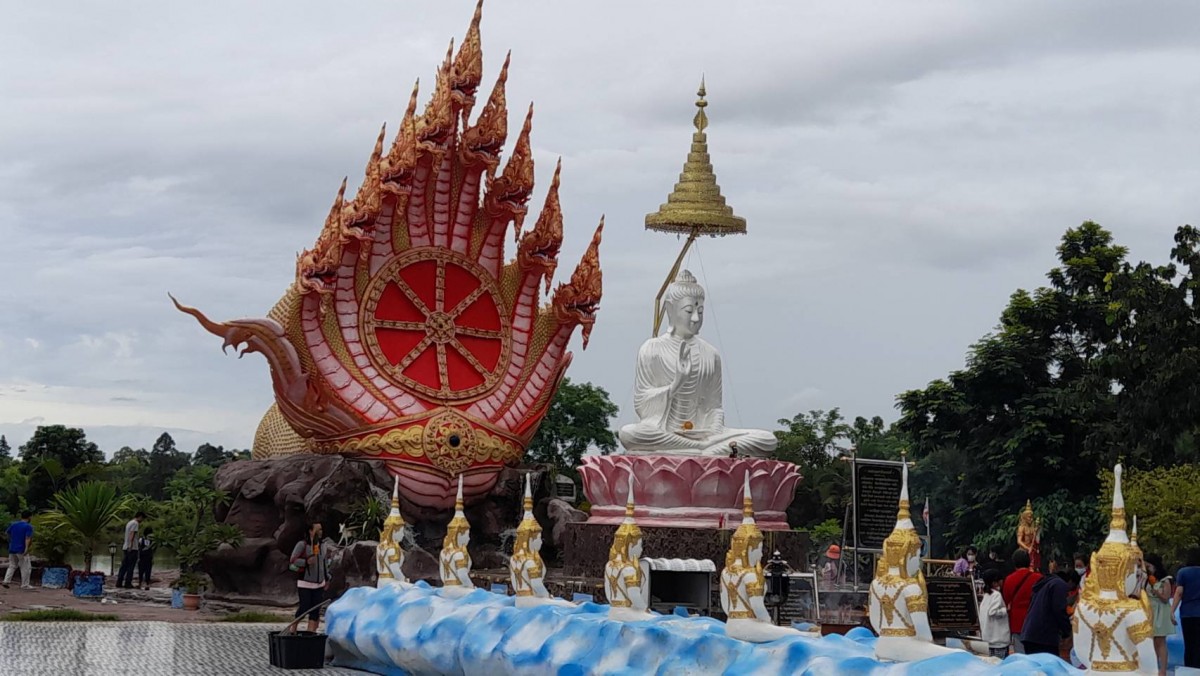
top-left (618, 270), bottom-right (777, 457)
top-left (510, 474), bottom-right (573, 608)
top-left (605, 474), bottom-right (652, 620)
top-left (439, 475), bottom-right (474, 599)
top-left (869, 454), bottom-right (961, 662)
top-left (1072, 464), bottom-right (1157, 674)
top-left (376, 476), bottom-right (409, 587)
top-left (721, 471), bottom-right (807, 642)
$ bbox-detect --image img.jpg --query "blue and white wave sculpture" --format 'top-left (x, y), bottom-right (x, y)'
top-left (326, 582), bottom-right (1078, 675)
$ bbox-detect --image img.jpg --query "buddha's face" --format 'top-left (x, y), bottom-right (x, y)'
top-left (667, 294), bottom-right (704, 339)
top-left (629, 537), bottom-right (643, 560)
top-left (531, 533), bottom-right (542, 553)
top-left (457, 529), bottom-right (469, 547)
top-left (391, 525), bottom-right (404, 545)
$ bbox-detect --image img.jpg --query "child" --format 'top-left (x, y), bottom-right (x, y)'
top-left (136, 526), bottom-right (156, 590)
top-left (980, 568), bottom-right (1010, 659)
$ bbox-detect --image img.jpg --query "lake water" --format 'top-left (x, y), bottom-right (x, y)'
top-left (66, 551), bottom-right (178, 574)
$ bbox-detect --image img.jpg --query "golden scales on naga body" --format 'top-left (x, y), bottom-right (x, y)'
top-left (172, 0), bottom-right (604, 510)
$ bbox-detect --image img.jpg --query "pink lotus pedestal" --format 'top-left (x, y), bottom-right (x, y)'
top-left (578, 455), bottom-right (801, 531)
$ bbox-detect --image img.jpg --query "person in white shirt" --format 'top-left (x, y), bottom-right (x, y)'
top-left (979, 568), bottom-right (1010, 658)
top-left (115, 512), bottom-right (145, 589)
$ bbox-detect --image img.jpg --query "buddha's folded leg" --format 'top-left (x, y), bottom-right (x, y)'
top-left (618, 423), bottom-right (709, 454)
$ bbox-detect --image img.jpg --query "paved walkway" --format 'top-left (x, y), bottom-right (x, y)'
top-left (0, 622), bottom-right (364, 675)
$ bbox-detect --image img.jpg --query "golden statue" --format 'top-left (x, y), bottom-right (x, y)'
top-left (376, 476), bottom-right (409, 587)
top-left (719, 471), bottom-right (807, 642)
top-left (604, 473), bottom-right (651, 620)
top-left (1072, 464), bottom-right (1157, 674)
top-left (439, 475), bottom-right (474, 598)
top-left (1017, 499), bottom-right (1042, 570)
top-left (868, 452), bottom-right (961, 661)
top-left (509, 474), bottom-right (572, 608)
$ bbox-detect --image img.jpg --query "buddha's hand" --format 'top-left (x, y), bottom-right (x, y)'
top-left (672, 341), bottom-right (693, 390)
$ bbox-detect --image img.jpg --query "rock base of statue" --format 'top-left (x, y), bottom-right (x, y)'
top-left (579, 455), bottom-right (801, 530)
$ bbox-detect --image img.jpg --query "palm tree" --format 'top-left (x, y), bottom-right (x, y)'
top-left (44, 481), bottom-right (130, 572)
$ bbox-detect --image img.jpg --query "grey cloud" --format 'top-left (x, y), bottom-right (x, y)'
top-left (3, 0), bottom-right (1200, 450)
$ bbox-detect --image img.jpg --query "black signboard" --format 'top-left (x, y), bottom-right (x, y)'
top-left (777, 574), bottom-right (818, 624)
top-left (925, 576), bottom-right (980, 632)
top-left (854, 461), bottom-right (904, 550)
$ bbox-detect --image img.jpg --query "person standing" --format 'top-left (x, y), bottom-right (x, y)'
top-left (3, 511), bottom-right (34, 589)
top-left (1173, 548), bottom-right (1200, 668)
top-left (136, 526), bottom-right (156, 591)
top-left (116, 512), bottom-right (145, 589)
top-left (1021, 570), bottom-right (1079, 656)
top-left (289, 522), bottom-right (331, 632)
top-left (1002, 549), bottom-right (1042, 654)
top-left (1145, 553), bottom-right (1175, 676)
top-left (953, 545), bottom-right (978, 578)
top-left (979, 569), bottom-right (1010, 658)
top-left (820, 545), bottom-right (842, 589)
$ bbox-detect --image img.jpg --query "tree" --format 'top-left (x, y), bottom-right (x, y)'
top-left (193, 443), bottom-right (238, 469)
top-left (1099, 465), bottom-right (1200, 565)
top-left (140, 433), bottom-right (191, 500)
top-left (156, 465), bottom-right (242, 577)
top-left (525, 378), bottom-right (619, 476)
top-left (19, 426), bottom-right (104, 508)
top-left (774, 409), bottom-right (851, 467)
top-left (44, 481), bottom-right (129, 572)
top-left (897, 221), bottom-right (1200, 555)
top-left (0, 435), bottom-right (11, 466)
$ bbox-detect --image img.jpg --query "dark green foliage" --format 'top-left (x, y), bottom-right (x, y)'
top-left (526, 378), bottom-right (619, 478)
top-left (898, 222), bottom-right (1200, 557)
top-left (18, 426), bottom-right (104, 508)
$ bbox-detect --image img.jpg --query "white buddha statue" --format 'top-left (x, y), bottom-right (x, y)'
top-left (604, 474), bottom-right (652, 621)
top-left (376, 476), bottom-right (409, 588)
top-left (721, 471), bottom-right (809, 642)
top-left (618, 270), bottom-right (777, 457)
top-left (439, 475), bottom-right (474, 599)
top-left (510, 474), bottom-right (573, 608)
top-left (1072, 464), bottom-right (1157, 674)
top-left (869, 454), bottom-right (962, 662)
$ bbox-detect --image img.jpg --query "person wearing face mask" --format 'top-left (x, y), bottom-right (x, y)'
top-left (1072, 552), bottom-right (1089, 580)
top-left (953, 545), bottom-right (978, 578)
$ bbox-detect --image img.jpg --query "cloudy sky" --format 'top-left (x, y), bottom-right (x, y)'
top-left (3, 1), bottom-right (1200, 455)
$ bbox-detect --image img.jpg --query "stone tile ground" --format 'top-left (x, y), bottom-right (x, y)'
top-left (0, 622), bottom-right (363, 675)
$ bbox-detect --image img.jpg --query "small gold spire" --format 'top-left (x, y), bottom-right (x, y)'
top-left (742, 470), bottom-right (754, 519)
top-left (693, 76), bottom-right (708, 132)
top-left (623, 472), bottom-right (636, 520)
top-left (645, 78), bottom-right (746, 236)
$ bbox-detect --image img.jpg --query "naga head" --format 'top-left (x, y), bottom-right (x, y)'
top-left (381, 83), bottom-right (421, 193)
top-left (516, 159), bottom-right (563, 288)
top-left (460, 52), bottom-right (509, 171)
top-left (552, 218), bottom-right (603, 348)
top-left (482, 103), bottom-right (534, 231)
top-left (448, 0), bottom-right (484, 109)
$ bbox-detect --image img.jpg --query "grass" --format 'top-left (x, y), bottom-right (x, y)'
top-left (1, 609), bottom-right (119, 622)
top-left (216, 610), bottom-right (293, 623)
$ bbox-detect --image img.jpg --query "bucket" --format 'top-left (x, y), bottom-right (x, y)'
top-left (268, 631), bottom-right (327, 670)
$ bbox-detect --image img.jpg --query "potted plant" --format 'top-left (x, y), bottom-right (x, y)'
top-left (43, 481), bottom-right (128, 597)
top-left (30, 514), bottom-right (76, 589)
top-left (174, 571), bottom-right (208, 610)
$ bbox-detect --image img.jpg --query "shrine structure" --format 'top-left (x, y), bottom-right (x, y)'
top-left (578, 84), bottom-right (799, 531)
top-left (172, 0), bottom-right (603, 509)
